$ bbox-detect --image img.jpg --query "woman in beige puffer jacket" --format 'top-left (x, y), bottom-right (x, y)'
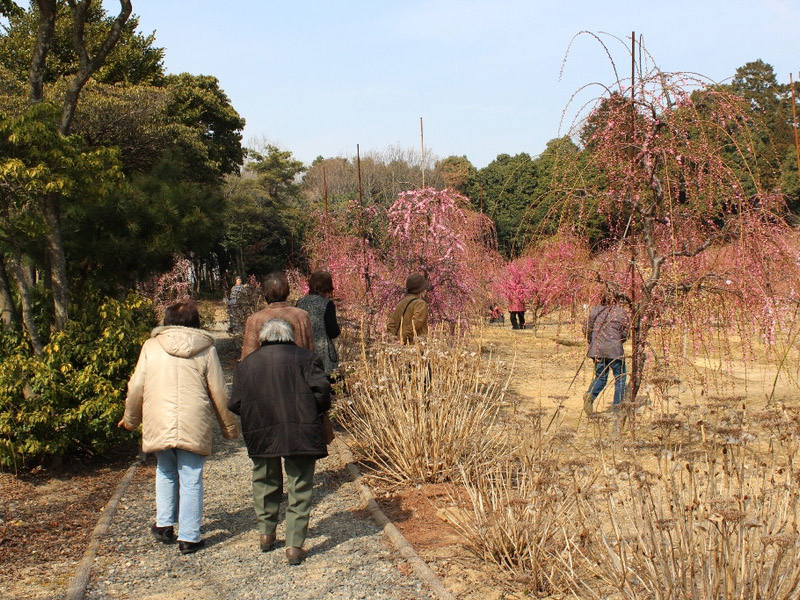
top-left (119, 301), bottom-right (239, 554)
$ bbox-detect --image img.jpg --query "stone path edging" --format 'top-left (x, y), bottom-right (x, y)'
top-left (63, 453), bottom-right (144, 600)
top-left (332, 437), bottom-right (456, 600)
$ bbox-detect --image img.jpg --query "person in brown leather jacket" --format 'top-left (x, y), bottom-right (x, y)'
top-left (240, 272), bottom-right (314, 359)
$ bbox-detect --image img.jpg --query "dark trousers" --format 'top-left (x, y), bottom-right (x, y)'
top-left (510, 311), bottom-right (525, 329)
top-left (251, 456), bottom-right (316, 547)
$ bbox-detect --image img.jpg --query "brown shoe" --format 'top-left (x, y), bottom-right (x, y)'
top-left (259, 533), bottom-right (276, 552)
top-left (178, 539), bottom-right (205, 555)
top-left (285, 546), bottom-right (307, 565)
top-left (150, 523), bottom-right (175, 544)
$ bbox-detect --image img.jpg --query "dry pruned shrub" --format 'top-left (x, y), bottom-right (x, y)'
top-left (444, 447), bottom-right (593, 596)
top-left (577, 439), bottom-right (800, 600)
top-left (339, 330), bottom-right (511, 484)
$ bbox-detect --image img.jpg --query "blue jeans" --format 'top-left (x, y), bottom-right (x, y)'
top-left (588, 358), bottom-right (626, 407)
top-left (155, 448), bottom-right (207, 543)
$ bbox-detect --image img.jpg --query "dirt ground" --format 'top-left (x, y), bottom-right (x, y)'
top-left (0, 445), bottom-right (145, 600)
top-left (2, 309), bottom-right (796, 600)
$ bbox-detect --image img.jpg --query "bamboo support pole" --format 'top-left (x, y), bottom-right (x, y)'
top-left (791, 73), bottom-right (800, 189)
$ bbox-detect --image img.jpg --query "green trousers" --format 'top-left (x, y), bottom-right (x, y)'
top-left (251, 456), bottom-right (316, 548)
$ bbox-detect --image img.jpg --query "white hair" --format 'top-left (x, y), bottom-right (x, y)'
top-left (259, 318), bottom-right (295, 344)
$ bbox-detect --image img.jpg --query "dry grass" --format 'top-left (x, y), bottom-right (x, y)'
top-left (337, 313), bottom-right (800, 598)
top-left (577, 409), bottom-right (800, 599)
top-left (444, 412), bottom-right (596, 596)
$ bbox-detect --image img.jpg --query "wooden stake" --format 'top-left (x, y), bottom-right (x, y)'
top-left (323, 164), bottom-right (329, 215)
top-left (356, 144), bottom-right (371, 296)
top-left (356, 144), bottom-right (364, 206)
top-left (323, 164), bottom-right (329, 267)
top-left (791, 73), bottom-right (800, 189)
top-left (629, 31), bottom-right (638, 403)
top-left (420, 117), bottom-right (425, 188)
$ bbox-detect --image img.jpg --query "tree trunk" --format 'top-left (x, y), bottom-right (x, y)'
top-left (6, 250), bottom-right (43, 354)
top-left (42, 194), bottom-right (69, 329)
top-left (0, 260), bottom-right (18, 328)
top-left (29, 1), bottom-right (57, 104)
top-left (628, 310), bottom-right (651, 405)
top-left (60, 0), bottom-right (133, 136)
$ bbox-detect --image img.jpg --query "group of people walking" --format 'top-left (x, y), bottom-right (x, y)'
top-left (119, 268), bottom-right (627, 565)
top-left (119, 270), bottom-right (340, 565)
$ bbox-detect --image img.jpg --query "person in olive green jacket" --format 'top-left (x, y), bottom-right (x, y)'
top-left (387, 274), bottom-right (431, 343)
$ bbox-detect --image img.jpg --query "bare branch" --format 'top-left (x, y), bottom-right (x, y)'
top-left (60, 0), bottom-right (133, 135)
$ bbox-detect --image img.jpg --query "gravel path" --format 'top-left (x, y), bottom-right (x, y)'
top-left (83, 335), bottom-right (435, 600)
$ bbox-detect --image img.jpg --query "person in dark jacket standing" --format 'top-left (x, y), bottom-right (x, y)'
top-left (583, 294), bottom-right (629, 415)
top-left (229, 318), bottom-right (331, 565)
top-left (296, 271), bottom-right (340, 378)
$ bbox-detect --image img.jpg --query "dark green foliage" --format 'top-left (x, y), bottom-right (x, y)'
top-left (0, 3), bottom-right (164, 86)
top-left (65, 150), bottom-right (226, 294)
top-left (0, 293), bottom-right (155, 469)
top-left (472, 152), bottom-right (539, 256)
top-left (434, 155), bottom-right (477, 195)
top-left (164, 73), bottom-right (246, 182)
top-left (0, 3), bottom-right (245, 302)
top-left (223, 146), bottom-right (307, 275)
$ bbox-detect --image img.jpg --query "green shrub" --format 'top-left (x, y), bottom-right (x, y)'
top-left (0, 293), bottom-right (155, 469)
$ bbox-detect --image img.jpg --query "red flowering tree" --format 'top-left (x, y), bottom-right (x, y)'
top-left (551, 44), bottom-right (798, 402)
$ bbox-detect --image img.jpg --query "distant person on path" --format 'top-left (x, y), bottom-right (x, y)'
top-left (229, 276), bottom-right (245, 303)
top-left (230, 318), bottom-right (331, 565)
top-left (240, 271), bottom-right (313, 360)
top-left (296, 271), bottom-right (341, 380)
top-left (387, 273), bottom-right (431, 343)
top-left (119, 301), bottom-right (239, 555)
top-left (508, 294), bottom-right (526, 330)
top-left (227, 276), bottom-right (245, 331)
top-left (583, 293), bottom-right (629, 415)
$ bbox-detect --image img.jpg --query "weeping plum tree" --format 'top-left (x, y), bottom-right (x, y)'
top-left (551, 34), bottom-right (797, 403)
top-left (385, 188), bottom-right (500, 324)
top-left (304, 188), bottom-right (500, 329)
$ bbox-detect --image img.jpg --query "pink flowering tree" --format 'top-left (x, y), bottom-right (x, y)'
top-left (550, 40), bottom-right (798, 402)
top-left (137, 256), bottom-right (193, 313)
top-left (494, 233), bottom-right (590, 331)
top-left (304, 188), bottom-right (501, 331)
top-left (303, 198), bottom-right (392, 331)
top-left (384, 187), bottom-right (501, 326)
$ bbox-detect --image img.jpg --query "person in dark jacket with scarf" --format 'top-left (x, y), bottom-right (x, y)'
top-left (296, 271), bottom-right (340, 379)
top-left (229, 318), bottom-right (331, 565)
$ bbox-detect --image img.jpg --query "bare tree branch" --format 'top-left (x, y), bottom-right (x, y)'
top-left (60, 0), bottom-right (133, 135)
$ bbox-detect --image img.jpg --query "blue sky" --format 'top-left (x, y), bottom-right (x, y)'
top-left (115, 0), bottom-right (800, 168)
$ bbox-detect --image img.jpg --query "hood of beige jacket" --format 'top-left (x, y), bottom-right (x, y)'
top-left (151, 326), bottom-right (214, 358)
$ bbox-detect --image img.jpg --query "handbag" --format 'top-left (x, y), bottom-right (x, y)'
top-left (321, 413), bottom-right (335, 445)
